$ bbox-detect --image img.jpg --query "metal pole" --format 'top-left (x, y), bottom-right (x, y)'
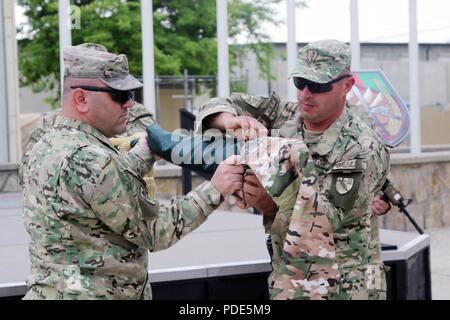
top-left (286, 0), bottom-right (297, 101)
top-left (155, 76), bottom-right (160, 123)
top-left (58, 0), bottom-right (72, 94)
top-left (3, 0), bottom-right (21, 163)
top-left (141, 0), bottom-right (156, 115)
top-left (350, 0), bottom-right (360, 71)
top-left (184, 69), bottom-right (189, 111)
top-left (409, 0), bottom-right (421, 154)
top-left (216, 0), bottom-right (230, 96)
top-left (192, 78), bottom-right (197, 113)
top-left (0, 1), bottom-right (9, 164)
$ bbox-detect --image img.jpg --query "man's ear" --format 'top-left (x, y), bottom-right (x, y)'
top-left (342, 76), bottom-right (355, 95)
top-left (73, 89), bottom-right (89, 114)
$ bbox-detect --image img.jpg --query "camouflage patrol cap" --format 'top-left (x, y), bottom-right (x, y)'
top-left (290, 39), bottom-right (351, 83)
top-left (63, 43), bottom-right (143, 91)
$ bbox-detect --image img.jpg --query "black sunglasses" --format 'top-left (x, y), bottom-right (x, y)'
top-left (293, 74), bottom-right (352, 94)
top-left (70, 86), bottom-right (134, 104)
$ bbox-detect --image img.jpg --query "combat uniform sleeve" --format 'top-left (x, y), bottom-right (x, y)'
top-left (61, 146), bottom-right (223, 252)
top-left (126, 102), bottom-right (155, 135)
top-left (109, 133), bottom-right (158, 200)
top-left (122, 137), bottom-right (156, 177)
top-left (19, 110), bottom-right (59, 186)
top-left (195, 92), bottom-right (298, 134)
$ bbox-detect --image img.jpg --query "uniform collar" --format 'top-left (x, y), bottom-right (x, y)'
top-left (301, 106), bottom-right (349, 157)
top-left (54, 115), bottom-right (116, 150)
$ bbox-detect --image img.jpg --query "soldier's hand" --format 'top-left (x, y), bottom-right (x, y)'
top-left (235, 175), bottom-right (277, 218)
top-left (110, 133), bottom-right (143, 152)
top-left (235, 174), bottom-right (264, 209)
top-left (372, 194), bottom-right (391, 216)
top-left (211, 155), bottom-right (244, 196)
top-left (137, 133), bottom-right (162, 160)
top-left (225, 116), bottom-right (268, 141)
top-left (209, 113), bottom-right (268, 141)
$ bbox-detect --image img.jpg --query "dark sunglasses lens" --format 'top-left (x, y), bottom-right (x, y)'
top-left (293, 77), bottom-right (306, 90)
top-left (313, 83), bottom-right (332, 93)
top-left (110, 90), bottom-right (133, 104)
top-left (293, 77), bottom-right (332, 93)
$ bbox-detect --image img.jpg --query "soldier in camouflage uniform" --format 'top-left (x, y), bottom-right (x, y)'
top-left (195, 40), bottom-right (390, 299)
top-left (19, 43), bottom-right (244, 300)
top-left (22, 101), bottom-right (158, 199)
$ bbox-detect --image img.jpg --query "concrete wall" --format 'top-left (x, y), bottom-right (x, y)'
top-left (381, 152), bottom-right (450, 232)
top-left (421, 107), bottom-right (450, 145)
top-left (360, 60), bottom-right (450, 108)
top-left (158, 89), bottom-right (185, 132)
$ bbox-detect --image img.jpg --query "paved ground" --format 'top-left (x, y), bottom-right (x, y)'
top-left (427, 226), bottom-right (450, 299)
top-left (1, 192), bottom-right (449, 299)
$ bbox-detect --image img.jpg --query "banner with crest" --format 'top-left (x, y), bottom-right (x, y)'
top-left (347, 69), bottom-right (410, 148)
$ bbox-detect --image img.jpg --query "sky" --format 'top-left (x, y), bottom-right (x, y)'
top-left (264, 0), bottom-right (450, 43)
top-left (15, 0), bottom-right (450, 43)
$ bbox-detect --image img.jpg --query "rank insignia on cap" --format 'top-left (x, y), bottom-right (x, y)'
top-left (306, 49), bottom-right (319, 65)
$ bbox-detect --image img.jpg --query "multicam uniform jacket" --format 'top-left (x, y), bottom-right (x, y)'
top-left (110, 102), bottom-right (157, 199)
top-left (196, 92), bottom-right (390, 300)
top-left (22, 102), bottom-right (157, 199)
top-left (19, 115), bottom-right (222, 300)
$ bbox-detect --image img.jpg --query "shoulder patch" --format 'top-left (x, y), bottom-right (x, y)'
top-left (335, 177), bottom-right (354, 195)
top-left (328, 160), bottom-right (364, 212)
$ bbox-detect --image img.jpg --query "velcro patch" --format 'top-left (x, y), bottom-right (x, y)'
top-left (241, 94), bottom-right (263, 108)
top-left (335, 177), bottom-right (354, 195)
top-left (333, 159), bottom-right (356, 170)
top-left (330, 159), bottom-right (366, 173)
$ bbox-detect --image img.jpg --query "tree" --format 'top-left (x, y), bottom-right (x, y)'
top-left (17, 0), bottom-right (305, 106)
